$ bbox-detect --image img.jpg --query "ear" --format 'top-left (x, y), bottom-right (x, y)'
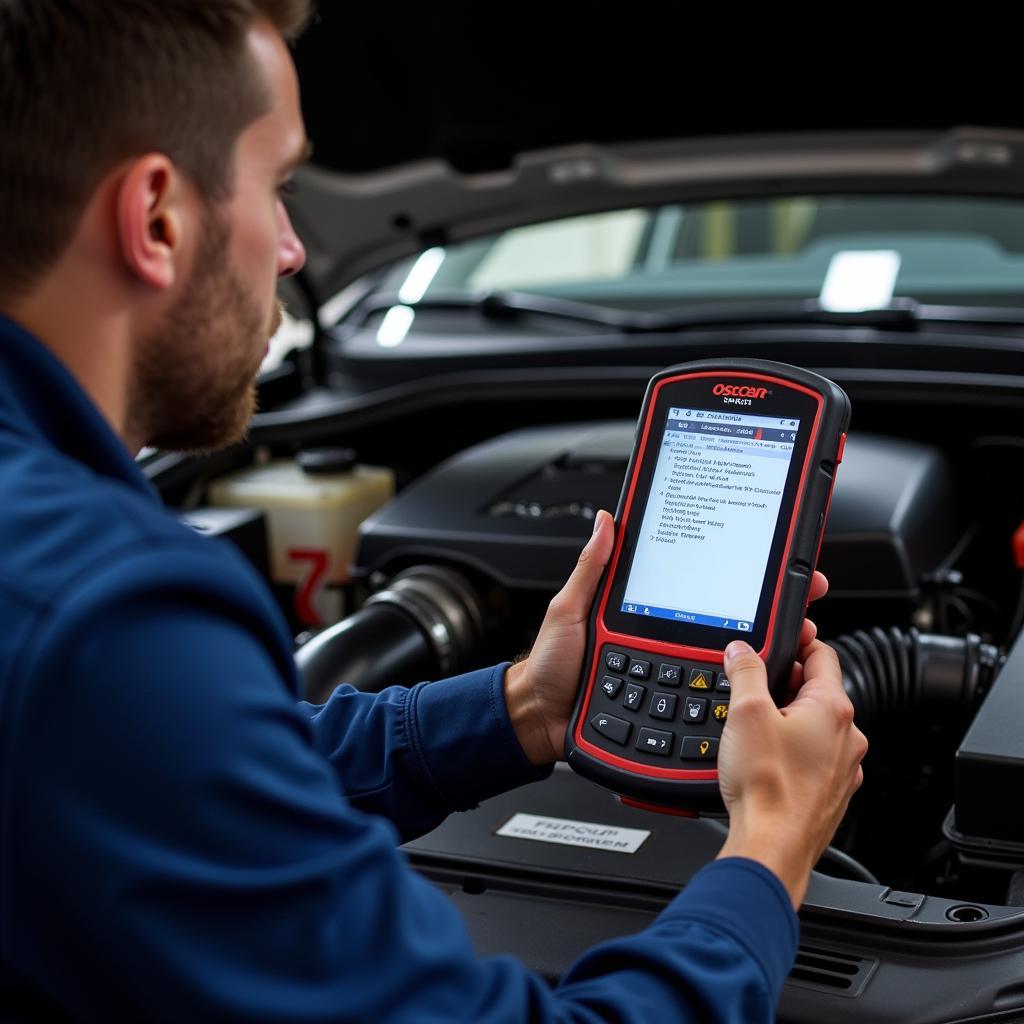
top-left (114, 154), bottom-right (192, 291)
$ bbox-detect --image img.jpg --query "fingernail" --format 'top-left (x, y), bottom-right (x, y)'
top-left (725, 641), bottom-right (752, 662)
top-left (592, 511), bottom-right (604, 534)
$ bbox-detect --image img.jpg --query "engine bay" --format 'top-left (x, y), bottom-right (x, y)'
top-left (157, 320), bottom-right (1024, 1022)
top-left (346, 422), bottom-right (1008, 897)
top-left (183, 416), bottom-right (1023, 890)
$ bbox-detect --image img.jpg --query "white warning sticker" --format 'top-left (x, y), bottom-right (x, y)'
top-left (495, 813), bottom-right (650, 854)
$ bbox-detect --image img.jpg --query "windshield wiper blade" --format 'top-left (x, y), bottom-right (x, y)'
top-left (352, 290), bottom-right (650, 330)
top-left (911, 303), bottom-right (1024, 325)
top-left (351, 290), bottom-right (926, 333)
top-left (638, 297), bottom-right (922, 332)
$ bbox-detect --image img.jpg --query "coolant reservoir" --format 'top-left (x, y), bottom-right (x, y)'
top-left (207, 448), bottom-right (395, 627)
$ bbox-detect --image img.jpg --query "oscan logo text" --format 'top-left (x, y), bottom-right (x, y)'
top-left (712, 383), bottom-right (768, 400)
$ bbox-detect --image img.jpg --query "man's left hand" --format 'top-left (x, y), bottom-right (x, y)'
top-left (503, 511), bottom-right (615, 765)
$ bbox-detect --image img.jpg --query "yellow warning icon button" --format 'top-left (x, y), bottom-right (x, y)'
top-left (687, 669), bottom-right (711, 690)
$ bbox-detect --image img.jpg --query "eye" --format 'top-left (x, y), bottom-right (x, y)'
top-left (277, 178), bottom-right (298, 198)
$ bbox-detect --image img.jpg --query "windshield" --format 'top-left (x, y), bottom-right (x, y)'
top-left (363, 196), bottom-right (1024, 316)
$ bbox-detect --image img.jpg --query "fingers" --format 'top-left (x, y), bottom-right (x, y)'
top-left (790, 641), bottom-right (859, 742)
top-left (782, 661), bottom-right (805, 706)
top-left (795, 638), bottom-right (842, 693)
top-left (851, 724), bottom-right (869, 766)
top-left (545, 510), bottom-right (614, 624)
top-left (722, 641), bottom-right (772, 709)
top-left (799, 617), bottom-right (817, 647)
top-left (808, 571), bottom-right (828, 604)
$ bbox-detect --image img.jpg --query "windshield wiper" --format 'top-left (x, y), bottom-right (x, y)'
top-left (352, 290), bottom-right (654, 330)
top-left (351, 290), bottom-right (926, 333)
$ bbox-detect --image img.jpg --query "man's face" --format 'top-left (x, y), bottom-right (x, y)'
top-left (133, 19), bottom-right (307, 452)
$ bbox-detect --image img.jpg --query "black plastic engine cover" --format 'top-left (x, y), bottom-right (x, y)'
top-left (354, 422), bottom-right (957, 601)
top-left (949, 629), bottom-right (1024, 854)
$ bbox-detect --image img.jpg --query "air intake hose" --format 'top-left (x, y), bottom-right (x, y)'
top-left (829, 627), bottom-right (1001, 739)
top-left (296, 565), bottom-right (485, 703)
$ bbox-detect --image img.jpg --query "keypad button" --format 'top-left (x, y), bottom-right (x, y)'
top-left (605, 651), bottom-right (628, 673)
top-left (636, 727), bottom-right (673, 757)
top-left (682, 696), bottom-right (708, 724)
top-left (657, 663), bottom-right (682, 686)
top-left (600, 675), bottom-right (623, 699)
top-left (687, 668), bottom-right (714, 692)
top-left (590, 712), bottom-right (632, 745)
top-left (648, 692), bottom-right (677, 720)
top-left (623, 683), bottom-right (646, 711)
top-left (680, 736), bottom-right (719, 760)
top-left (627, 658), bottom-right (651, 680)
top-left (715, 673), bottom-right (731, 693)
top-left (711, 700), bottom-right (729, 723)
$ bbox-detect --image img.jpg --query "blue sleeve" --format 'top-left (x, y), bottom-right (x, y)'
top-left (299, 664), bottom-right (551, 840)
top-left (1, 543), bottom-right (798, 1022)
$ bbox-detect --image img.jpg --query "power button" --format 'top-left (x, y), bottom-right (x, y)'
top-left (836, 432), bottom-right (847, 464)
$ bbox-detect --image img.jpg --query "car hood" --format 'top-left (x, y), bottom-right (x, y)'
top-left (288, 11), bottom-right (1024, 303)
top-left (287, 128), bottom-right (1024, 303)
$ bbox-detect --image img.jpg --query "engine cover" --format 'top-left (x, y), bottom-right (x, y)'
top-left (354, 422), bottom-right (957, 601)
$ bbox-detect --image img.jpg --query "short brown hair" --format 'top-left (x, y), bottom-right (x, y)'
top-left (0, 0), bottom-right (312, 303)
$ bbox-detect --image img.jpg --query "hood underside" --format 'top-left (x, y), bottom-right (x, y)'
top-left (287, 11), bottom-right (1024, 302)
top-left (287, 129), bottom-right (1024, 303)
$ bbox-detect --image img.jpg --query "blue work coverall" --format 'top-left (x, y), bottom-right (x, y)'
top-left (0, 315), bottom-right (798, 1021)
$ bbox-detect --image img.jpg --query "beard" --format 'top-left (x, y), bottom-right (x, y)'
top-left (129, 213), bottom-right (282, 453)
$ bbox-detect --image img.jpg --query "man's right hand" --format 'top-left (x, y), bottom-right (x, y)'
top-left (715, 638), bottom-right (868, 909)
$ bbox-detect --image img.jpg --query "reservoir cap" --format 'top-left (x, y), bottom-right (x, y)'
top-left (297, 447), bottom-right (357, 475)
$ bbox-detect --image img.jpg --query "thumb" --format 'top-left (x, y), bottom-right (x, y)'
top-left (723, 641), bottom-right (770, 701)
top-left (548, 510), bottom-right (615, 623)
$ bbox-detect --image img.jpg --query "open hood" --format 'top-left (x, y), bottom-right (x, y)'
top-left (287, 128), bottom-right (1024, 302)
top-left (287, 10), bottom-right (1024, 302)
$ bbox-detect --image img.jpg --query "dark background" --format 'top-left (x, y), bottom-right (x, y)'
top-left (292, 8), bottom-right (1024, 175)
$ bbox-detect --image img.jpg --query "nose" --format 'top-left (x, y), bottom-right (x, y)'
top-left (277, 203), bottom-right (306, 278)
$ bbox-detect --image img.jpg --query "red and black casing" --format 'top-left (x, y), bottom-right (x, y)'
top-left (565, 359), bottom-right (851, 811)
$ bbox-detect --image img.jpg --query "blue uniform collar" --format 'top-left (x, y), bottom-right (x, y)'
top-left (0, 314), bottom-right (159, 502)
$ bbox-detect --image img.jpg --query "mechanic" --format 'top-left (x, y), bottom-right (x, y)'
top-left (0, 2), bottom-right (867, 1020)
